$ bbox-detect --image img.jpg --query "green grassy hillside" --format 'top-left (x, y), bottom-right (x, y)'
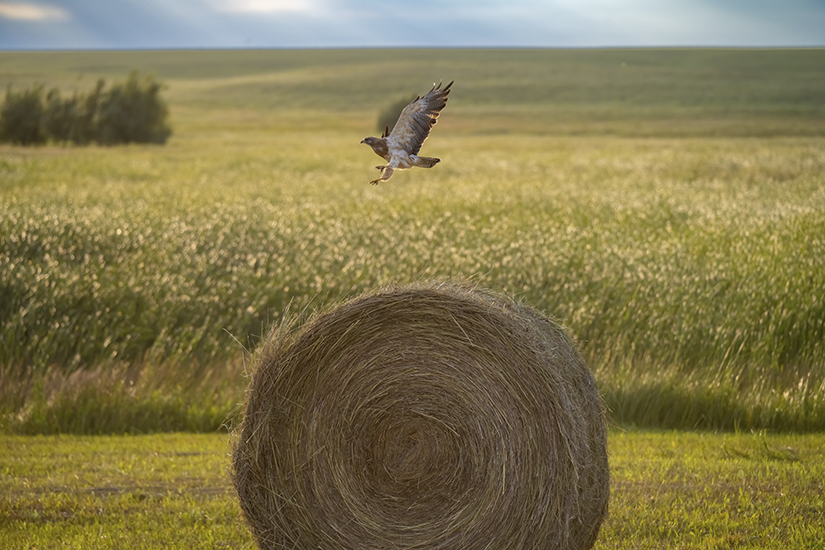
top-left (2, 48), bottom-right (824, 136)
top-left (1, 49), bottom-right (824, 433)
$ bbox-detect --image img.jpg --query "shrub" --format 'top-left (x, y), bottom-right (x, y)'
top-left (0, 85), bottom-right (47, 145)
top-left (0, 72), bottom-right (171, 146)
top-left (376, 95), bottom-right (415, 135)
top-left (69, 79), bottom-right (105, 145)
top-left (41, 88), bottom-right (77, 144)
top-left (96, 71), bottom-right (171, 145)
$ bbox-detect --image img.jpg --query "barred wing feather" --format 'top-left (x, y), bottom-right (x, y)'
top-left (388, 81), bottom-right (453, 155)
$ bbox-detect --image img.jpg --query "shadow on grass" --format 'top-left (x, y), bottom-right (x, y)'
top-left (604, 380), bottom-right (825, 433)
top-left (1, 360), bottom-right (246, 435)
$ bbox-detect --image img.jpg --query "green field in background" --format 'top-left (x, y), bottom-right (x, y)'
top-left (1, 48), bottom-right (824, 434)
top-left (2, 48), bottom-right (824, 136)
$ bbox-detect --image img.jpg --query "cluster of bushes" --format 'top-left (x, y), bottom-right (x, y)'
top-left (0, 71), bottom-right (171, 146)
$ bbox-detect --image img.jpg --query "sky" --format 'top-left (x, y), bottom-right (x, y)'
top-left (1, 0), bottom-right (824, 50)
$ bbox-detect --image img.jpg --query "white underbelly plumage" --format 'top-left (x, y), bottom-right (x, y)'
top-left (388, 147), bottom-right (416, 170)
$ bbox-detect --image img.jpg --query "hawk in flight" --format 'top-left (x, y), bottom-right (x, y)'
top-left (361, 81), bottom-right (453, 185)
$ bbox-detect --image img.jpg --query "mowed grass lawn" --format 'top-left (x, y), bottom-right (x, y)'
top-left (1, 431), bottom-right (823, 549)
top-left (1, 48), bottom-right (824, 548)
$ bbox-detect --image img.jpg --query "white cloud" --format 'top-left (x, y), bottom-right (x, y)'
top-left (210, 0), bottom-right (318, 13)
top-left (0, 0), bottom-right (822, 48)
top-left (0, 2), bottom-right (68, 20)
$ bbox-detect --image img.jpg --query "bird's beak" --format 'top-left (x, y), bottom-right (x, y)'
top-left (360, 139), bottom-right (366, 144)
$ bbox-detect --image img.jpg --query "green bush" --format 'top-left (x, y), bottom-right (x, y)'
top-left (69, 79), bottom-right (105, 145)
top-left (0, 85), bottom-right (47, 145)
top-left (41, 88), bottom-right (77, 144)
top-left (96, 71), bottom-right (171, 145)
top-left (376, 95), bottom-right (415, 135)
top-left (0, 72), bottom-right (171, 146)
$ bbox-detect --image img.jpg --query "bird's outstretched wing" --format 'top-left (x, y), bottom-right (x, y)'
top-left (389, 81), bottom-right (453, 155)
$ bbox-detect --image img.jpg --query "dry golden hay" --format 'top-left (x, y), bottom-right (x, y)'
top-left (232, 282), bottom-right (609, 550)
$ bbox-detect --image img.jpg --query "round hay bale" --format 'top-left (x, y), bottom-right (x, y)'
top-left (232, 282), bottom-right (609, 550)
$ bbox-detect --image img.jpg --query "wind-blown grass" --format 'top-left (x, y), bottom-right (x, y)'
top-left (1, 49), bottom-right (824, 433)
top-left (3, 135), bottom-right (823, 433)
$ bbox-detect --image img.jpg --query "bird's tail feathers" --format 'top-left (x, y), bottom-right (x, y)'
top-left (415, 156), bottom-right (441, 168)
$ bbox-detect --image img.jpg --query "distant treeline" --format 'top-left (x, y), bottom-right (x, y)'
top-left (0, 70), bottom-right (171, 146)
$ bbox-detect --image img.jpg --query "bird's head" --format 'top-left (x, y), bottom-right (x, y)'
top-left (360, 136), bottom-right (389, 157)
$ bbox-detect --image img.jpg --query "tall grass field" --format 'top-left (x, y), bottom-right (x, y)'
top-left (1, 49), bottom-right (824, 434)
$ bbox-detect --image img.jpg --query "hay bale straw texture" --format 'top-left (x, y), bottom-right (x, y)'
top-left (232, 282), bottom-right (609, 550)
